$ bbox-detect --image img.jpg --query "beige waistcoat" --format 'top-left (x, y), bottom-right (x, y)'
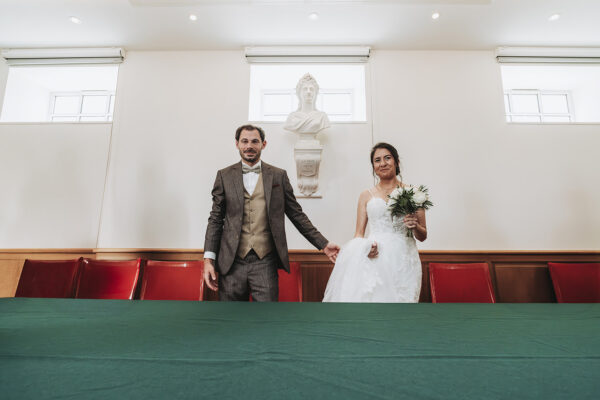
top-left (236, 173), bottom-right (274, 259)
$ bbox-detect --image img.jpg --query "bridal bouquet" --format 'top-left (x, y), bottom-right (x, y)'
top-left (387, 185), bottom-right (433, 237)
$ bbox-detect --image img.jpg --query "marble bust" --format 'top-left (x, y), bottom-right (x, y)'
top-left (283, 73), bottom-right (330, 135)
top-left (284, 74), bottom-right (329, 198)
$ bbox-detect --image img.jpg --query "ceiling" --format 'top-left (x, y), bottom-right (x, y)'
top-left (1, 0), bottom-right (599, 51)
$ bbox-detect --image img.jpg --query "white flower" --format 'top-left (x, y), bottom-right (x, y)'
top-left (390, 187), bottom-right (403, 198)
top-left (413, 190), bottom-right (427, 205)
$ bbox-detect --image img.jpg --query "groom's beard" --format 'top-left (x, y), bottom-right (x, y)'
top-left (240, 148), bottom-right (261, 163)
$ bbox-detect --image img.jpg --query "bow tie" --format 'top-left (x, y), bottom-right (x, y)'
top-left (242, 164), bottom-right (261, 174)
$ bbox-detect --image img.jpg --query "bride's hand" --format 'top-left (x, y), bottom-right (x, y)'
top-left (368, 242), bottom-right (378, 258)
top-left (403, 214), bottom-right (418, 230)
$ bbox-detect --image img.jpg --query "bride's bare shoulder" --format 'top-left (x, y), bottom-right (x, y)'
top-left (358, 188), bottom-right (374, 202)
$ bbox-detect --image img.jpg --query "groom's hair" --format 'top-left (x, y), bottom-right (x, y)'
top-left (235, 124), bottom-right (265, 142)
top-left (371, 142), bottom-right (402, 178)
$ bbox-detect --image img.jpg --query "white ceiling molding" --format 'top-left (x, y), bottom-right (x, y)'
top-left (245, 46), bottom-right (370, 63)
top-left (496, 47), bottom-right (600, 64)
top-left (1, 48), bottom-right (126, 66)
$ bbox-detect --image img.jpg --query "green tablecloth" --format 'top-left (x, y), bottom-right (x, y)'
top-left (1, 299), bottom-right (599, 399)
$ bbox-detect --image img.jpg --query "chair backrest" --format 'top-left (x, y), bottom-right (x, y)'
top-left (548, 262), bottom-right (600, 303)
top-left (429, 262), bottom-right (496, 303)
top-left (15, 258), bottom-right (81, 298)
top-left (75, 258), bottom-right (141, 300)
top-left (140, 260), bottom-right (204, 301)
top-left (278, 261), bottom-right (302, 302)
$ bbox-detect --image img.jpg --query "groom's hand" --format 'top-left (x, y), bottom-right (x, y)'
top-left (323, 242), bottom-right (340, 264)
top-left (203, 259), bottom-right (218, 291)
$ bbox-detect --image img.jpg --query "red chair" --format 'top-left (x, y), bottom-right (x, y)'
top-left (278, 261), bottom-right (302, 302)
top-left (429, 262), bottom-right (496, 303)
top-left (548, 262), bottom-right (600, 303)
top-left (75, 258), bottom-right (141, 300)
top-left (15, 258), bottom-right (82, 298)
top-left (140, 260), bottom-right (204, 301)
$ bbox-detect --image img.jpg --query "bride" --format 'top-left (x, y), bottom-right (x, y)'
top-left (323, 142), bottom-right (427, 303)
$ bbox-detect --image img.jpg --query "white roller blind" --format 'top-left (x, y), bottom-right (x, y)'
top-left (496, 47), bottom-right (600, 64)
top-left (1, 48), bottom-right (125, 66)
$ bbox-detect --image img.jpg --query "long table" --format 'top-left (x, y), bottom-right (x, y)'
top-left (1, 299), bottom-right (599, 399)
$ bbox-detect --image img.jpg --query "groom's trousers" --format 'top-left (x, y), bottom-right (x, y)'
top-left (218, 250), bottom-right (279, 302)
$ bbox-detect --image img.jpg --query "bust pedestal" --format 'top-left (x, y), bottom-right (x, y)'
top-left (294, 132), bottom-right (323, 198)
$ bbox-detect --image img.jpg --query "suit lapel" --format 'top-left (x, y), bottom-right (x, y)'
top-left (230, 162), bottom-right (244, 208)
top-left (262, 162), bottom-right (273, 214)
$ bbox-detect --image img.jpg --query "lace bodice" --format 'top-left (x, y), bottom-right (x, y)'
top-left (366, 197), bottom-right (410, 236)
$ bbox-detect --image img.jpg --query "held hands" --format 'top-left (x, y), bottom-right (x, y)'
top-left (403, 213), bottom-right (419, 231)
top-left (203, 259), bottom-right (218, 291)
top-left (368, 241), bottom-right (378, 258)
top-left (323, 242), bottom-right (340, 263)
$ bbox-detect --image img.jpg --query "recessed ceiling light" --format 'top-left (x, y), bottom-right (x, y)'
top-left (189, 14), bottom-right (198, 22)
top-left (548, 14), bottom-right (560, 22)
top-left (69, 16), bottom-right (82, 25)
top-left (308, 12), bottom-right (319, 21)
top-left (431, 12), bottom-right (440, 20)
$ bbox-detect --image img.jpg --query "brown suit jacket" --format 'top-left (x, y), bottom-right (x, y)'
top-left (204, 161), bottom-right (328, 275)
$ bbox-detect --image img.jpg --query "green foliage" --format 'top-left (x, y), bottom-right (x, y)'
top-left (388, 185), bottom-right (433, 217)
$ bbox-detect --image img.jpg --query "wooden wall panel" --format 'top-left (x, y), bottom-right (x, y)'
top-left (301, 263), bottom-right (333, 302)
top-left (0, 260), bottom-right (24, 297)
top-left (494, 264), bottom-right (556, 303)
top-left (1, 249), bottom-right (599, 302)
top-left (94, 249), bottom-right (204, 261)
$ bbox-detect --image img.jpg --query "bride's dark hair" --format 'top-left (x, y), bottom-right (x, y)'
top-left (370, 142), bottom-right (402, 180)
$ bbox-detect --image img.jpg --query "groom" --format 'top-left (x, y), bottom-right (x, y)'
top-left (203, 124), bottom-right (339, 301)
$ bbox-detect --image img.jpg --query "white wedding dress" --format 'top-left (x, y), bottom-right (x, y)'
top-left (323, 191), bottom-right (422, 303)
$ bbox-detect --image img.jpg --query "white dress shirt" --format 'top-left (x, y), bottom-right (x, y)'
top-left (204, 160), bottom-right (262, 261)
top-left (242, 160), bottom-right (261, 196)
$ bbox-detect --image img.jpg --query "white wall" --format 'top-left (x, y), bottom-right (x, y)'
top-left (0, 123), bottom-right (111, 248)
top-left (264, 122), bottom-right (373, 249)
top-left (97, 51), bottom-right (372, 249)
top-left (1, 50), bottom-right (599, 250)
top-left (97, 51), bottom-right (256, 248)
top-left (371, 51), bottom-right (600, 250)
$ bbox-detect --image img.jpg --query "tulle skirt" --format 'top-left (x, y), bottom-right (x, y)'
top-left (323, 233), bottom-right (422, 303)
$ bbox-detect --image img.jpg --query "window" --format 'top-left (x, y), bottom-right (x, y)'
top-left (504, 90), bottom-right (573, 123)
top-left (249, 64), bottom-right (366, 122)
top-left (50, 91), bottom-right (115, 122)
top-left (260, 88), bottom-right (354, 121)
top-left (500, 65), bottom-right (600, 123)
top-left (1, 65), bottom-right (119, 122)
